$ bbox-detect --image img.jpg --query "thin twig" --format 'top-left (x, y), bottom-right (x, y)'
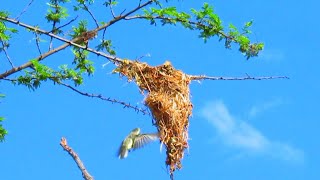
top-left (50, 15), bottom-right (79, 33)
top-left (136, 53), bottom-right (151, 61)
top-left (60, 137), bottom-right (94, 180)
top-left (119, 9), bottom-right (127, 16)
top-left (170, 173), bottom-right (174, 180)
top-left (48, 16), bottom-right (79, 50)
top-left (15, 0), bottom-right (34, 20)
top-left (189, 74), bottom-right (289, 81)
top-left (49, 21), bottom-right (57, 51)
top-left (58, 81), bottom-right (150, 115)
top-left (0, 40), bottom-right (14, 68)
top-left (0, 77), bottom-right (150, 115)
top-left (83, 3), bottom-right (99, 28)
top-left (48, 0), bottom-right (60, 50)
top-left (108, 0), bottom-right (116, 18)
top-left (34, 33), bottom-right (42, 55)
top-left (102, 27), bottom-right (107, 40)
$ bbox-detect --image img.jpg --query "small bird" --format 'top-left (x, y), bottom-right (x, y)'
top-left (118, 128), bottom-right (158, 159)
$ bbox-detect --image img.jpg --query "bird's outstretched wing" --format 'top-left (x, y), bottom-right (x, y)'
top-left (133, 133), bottom-right (158, 149)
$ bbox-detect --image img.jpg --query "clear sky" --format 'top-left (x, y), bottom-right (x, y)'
top-left (1, 0), bottom-right (319, 180)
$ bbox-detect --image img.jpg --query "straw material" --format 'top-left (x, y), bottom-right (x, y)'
top-left (114, 60), bottom-right (193, 175)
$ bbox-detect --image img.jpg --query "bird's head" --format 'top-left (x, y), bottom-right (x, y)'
top-left (131, 128), bottom-right (141, 135)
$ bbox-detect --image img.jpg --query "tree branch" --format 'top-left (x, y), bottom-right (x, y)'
top-left (189, 74), bottom-right (289, 81)
top-left (60, 137), bottom-right (94, 180)
top-left (0, 0), bottom-right (154, 79)
top-left (58, 81), bottom-right (150, 115)
top-left (0, 77), bottom-right (149, 115)
top-left (82, 3), bottom-right (99, 28)
top-left (0, 29), bottom-right (123, 79)
top-left (0, 40), bottom-right (14, 68)
top-left (125, 15), bottom-right (237, 43)
top-left (49, 15), bottom-right (79, 34)
top-left (108, 0), bottom-right (116, 18)
top-left (0, 16), bottom-right (95, 49)
top-left (0, 42), bottom-right (74, 79)
top-left (33, 33), bottom-right (42, 55)
top-left (0, 0), bottom-right (152, 47)
top-left (15, 0), bottom-right (34, 20)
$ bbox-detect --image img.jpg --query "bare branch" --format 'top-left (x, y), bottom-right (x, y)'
top-left (58, 81), bottom-right (150, 115)
top-left (0, 40), bottom-right (14, 68)
top-left (50, 15), bottom-right (79, 33)
top-left (1, 77), bottom-right (149, 115)
top-left (60, 137), bottom-right (94, 180)
top-left (49, 21), bottom-right (57, 51)
top-left (121, 0), bottom-right (153, 18)
top-left (108, 0), bottom-right (116, 18)
top-left (34, 33), bottom-right (42, 55)
top-left (15, 0), bottom-right (34, 20)
top-left (0, 42), bottom-right (72, 79)
top-left (82, 3), bottom-right (99, 28)
top-left (102, 27), bottom-right (107, 40)
top-left (119, 9), bottom-right (127, 16)
top-left (189, 74), bottom-right (289, 81)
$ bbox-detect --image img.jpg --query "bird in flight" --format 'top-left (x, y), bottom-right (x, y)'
top-left (118, 128), bottom-right (159, 159)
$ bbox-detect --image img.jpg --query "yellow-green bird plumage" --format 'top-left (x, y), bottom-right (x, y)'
top-left (118, 128), bottom-right (158, 159)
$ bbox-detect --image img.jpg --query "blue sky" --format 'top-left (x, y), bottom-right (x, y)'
top-left (1, 0), bottom-right (319, 180)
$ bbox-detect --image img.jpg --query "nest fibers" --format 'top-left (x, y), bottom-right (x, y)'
top-left (114, 60), bottom-right (193, 176)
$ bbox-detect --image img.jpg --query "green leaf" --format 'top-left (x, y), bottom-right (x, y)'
top-left (0, 11), bottom-right (10, 18)
top-left (245, 20), bottom-right (253, 28)
top-left (0, 125), bottom-right (7, 142)
top-left (104, 0), bottom-right (118, 7)
top-left (0, 94), bottom-right (7, 142)
top-left (45, 1), bottom-right (69, 23)
top-left (229, 23), bottom-right (237, 31)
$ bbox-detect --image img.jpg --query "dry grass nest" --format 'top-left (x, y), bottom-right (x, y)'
top-left (114, 59), bottom-right (193, 176)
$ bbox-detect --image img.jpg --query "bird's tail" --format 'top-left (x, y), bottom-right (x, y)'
top-left (118, 147), bottom-right (128, 159)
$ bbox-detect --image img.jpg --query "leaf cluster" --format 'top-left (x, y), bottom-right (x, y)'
top-left (0, 11), bottom-right (18, 51)
top-left (16, 59), bottom-right (92, 90)
top-left (45, 0), bottom-right (69, 23)
top-left (142, 3), bottom-right (264, 59)
top-left (74, 0), bottom-right (94, 11)
top-left (103, 0), bottom-right (118, 7)
top-left (96, 39), bottom-right (116, 55)
top-left (0, 94), bottom-right (7, 142)
top-left (71, 20), bottom-right (88, 45)
top-left (72, 49), bottom-right (95, 75)
top-left (227, 21), bottom-right (264, 59)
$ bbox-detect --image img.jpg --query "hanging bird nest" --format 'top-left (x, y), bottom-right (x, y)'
top-left (113, 59), bottom-right (193, 176)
